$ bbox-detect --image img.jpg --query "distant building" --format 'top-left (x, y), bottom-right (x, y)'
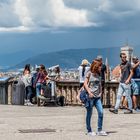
top-left (121, 44), bottom-right (133, 63)
top-left (111, 65), bottom-right (121, 81)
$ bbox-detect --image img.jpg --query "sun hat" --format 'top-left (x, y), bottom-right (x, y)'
top-left (81, 59), bottom-right (90, 65)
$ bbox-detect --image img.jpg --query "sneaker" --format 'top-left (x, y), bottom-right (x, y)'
top-left (28, 102), bottom-right (34, 106)
top-left (133, 108), bottom-right (140, 113)
top-left (97, 130), bottom-right (108, 136)
top-left (120, 106), bottom-right (127, 109)
top-left (26, 100), bottom-right (34, 106)
top-left (24, 100), bottom-right (28, 106)
top-left (124, 109), bottom-right (133, 114)
top-left (86, 132), bottom-right (96, 136)
top-left (109, 108), bottom-right (118, 114)
top-left (38, 95), bottom-right (47, 100)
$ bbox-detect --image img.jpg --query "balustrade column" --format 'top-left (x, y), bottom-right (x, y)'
top-left (71, 87), bottom-right (77, 104)
top-left (62, 86), bottom-right (67, 104)
top-left (104, 83), bottom-right (109, 107)
top-left (67, 86), bottom-right (72, 104)
top-left (56, 86), bottom-right (62, 97)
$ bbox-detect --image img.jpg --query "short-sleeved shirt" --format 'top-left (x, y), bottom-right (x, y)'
top-left (22, 74), bottom-right (32, 87)
top-left (78, 65), bottom-right (90, 83)
top-left (132, 64), bottom-right (140, 79)
top-left (120, 61), bottom-right (131, 83)
top-left (100, 63), bottom-right (106, 81)
top-left (86, 71), bottom-right (101, 98)
top-left (36, 72), bottom-right (47, 84)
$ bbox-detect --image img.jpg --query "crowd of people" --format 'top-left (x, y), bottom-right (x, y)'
top-left (21, 64), bottom-right (60, 106)
top-left (19, 53), bottom-right (140, 137)
top-left (109, 53), bottom-right (140, 114)
top-left (77, 53), bottom-right (140, 136)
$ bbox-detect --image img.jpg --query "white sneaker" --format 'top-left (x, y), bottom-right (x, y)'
top-left (27, 102), bottom-right (34, 106)
top-left (87, 132), bottom-right (96, 136)
top-left (97, 130), bottom-right (108, 136)
top-left (24, 100), bottom-right (28, 106)
top-left (26, 100), bottom-right (34, 106)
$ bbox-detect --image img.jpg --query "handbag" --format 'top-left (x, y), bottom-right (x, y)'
top-left (79, 89), bottom-right (90, 108)
top-left (80, 89), bottom-right (88, 104)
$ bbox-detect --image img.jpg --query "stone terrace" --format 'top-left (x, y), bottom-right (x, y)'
top-left (0, 105), bottom-right (140, 140)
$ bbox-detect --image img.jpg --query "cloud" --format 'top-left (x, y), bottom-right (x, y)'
top-left (0, 0), bottom-right (20, 28)
top-left (0, 0), bottom-right (94, 32)
top-left (26, 0), bottom-right (94, 27)
top-left (64, 0), bottom-right (140, 30)
top-left (0, 0), bottom-right (140, 32)
top-left (0, 26), bottom-right (30, 32)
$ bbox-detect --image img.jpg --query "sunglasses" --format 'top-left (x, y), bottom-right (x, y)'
top-left (122, 56), bottom-right (127, 58)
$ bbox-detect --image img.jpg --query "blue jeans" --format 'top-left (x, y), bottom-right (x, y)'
top-left (86, 98), bottom-right (103, 132)
top-left (25, 86), bottom-right (33, 102)
top-left (36, 83), bottom-right (41, 97)
top-left (115, 83), bottom-right (132, 110)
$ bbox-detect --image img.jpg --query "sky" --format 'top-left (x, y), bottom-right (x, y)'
top-left (0, 0), bottom-right (140, 54)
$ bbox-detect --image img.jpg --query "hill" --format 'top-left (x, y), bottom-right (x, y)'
top-left (0, 50), bottom-right (37, 67)
top-left (12, 47), bottom-right (121, 69)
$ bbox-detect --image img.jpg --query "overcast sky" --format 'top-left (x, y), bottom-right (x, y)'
top-left (0, 0), bottom-right (140, 53)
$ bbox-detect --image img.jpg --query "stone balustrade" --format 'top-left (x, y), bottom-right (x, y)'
top-left (103, 81), bottom-right (119, 107)
top-left (56, 80), bottom-right (140, 107)
top-left (56, 81), bottom-right (80, 105)
top-left (56, 81), bottom-right (120, 107)
top-left (1, 79), bottom-right (140, 107)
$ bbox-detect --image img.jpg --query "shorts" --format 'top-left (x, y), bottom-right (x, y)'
top-left (131, 79), bottom-right (140, 96)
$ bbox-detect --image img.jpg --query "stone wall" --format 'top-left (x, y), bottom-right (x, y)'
top-left (1, 79), bottom-right (140, 107)
top-left (56, 81), bottom-right (140, 107)
top-left (56, 81), bottom-right (120, 107)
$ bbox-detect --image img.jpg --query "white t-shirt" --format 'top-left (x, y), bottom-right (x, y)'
top-left (21, 74), bottom-right (32, 87)
top-left (78, 65), bottom-right (90, 83)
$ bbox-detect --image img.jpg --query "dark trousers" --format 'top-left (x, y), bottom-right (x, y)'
top-left (101, 80), bottom-right (105, 102)
top-left (25, 86), bottom-right (33, 102)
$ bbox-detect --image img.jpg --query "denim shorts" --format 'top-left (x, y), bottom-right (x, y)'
top-left (131, 79), bottom-right (140, 95)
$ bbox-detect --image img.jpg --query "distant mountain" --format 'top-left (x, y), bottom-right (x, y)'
top-left (11, 47), bottom-right (121, 69)
top-left (0, 50), bottom-right (37, 67)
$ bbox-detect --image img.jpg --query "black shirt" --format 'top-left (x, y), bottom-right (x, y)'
top-left (120, 61), bottom-right (131, 83)
top-left (100, 64), bottom-right (106, 81)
